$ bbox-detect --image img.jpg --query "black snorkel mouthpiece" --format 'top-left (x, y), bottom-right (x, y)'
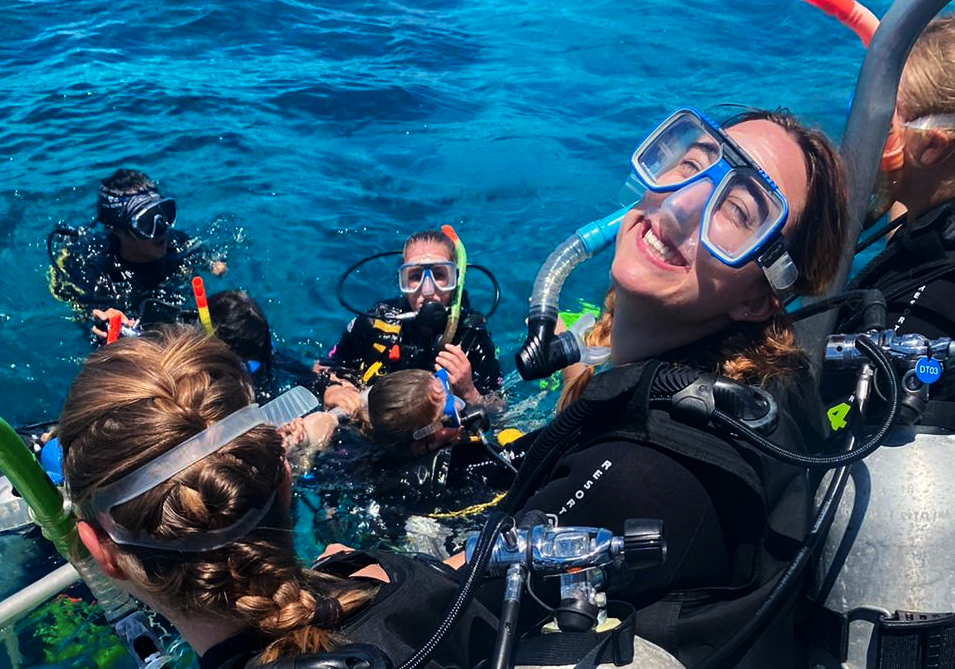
top-left (516, 305), bottom-right (582, 380)
top-left (459, 404), bottom-right (490, 435)
top-left (416, 300), bottom-right (449, 332)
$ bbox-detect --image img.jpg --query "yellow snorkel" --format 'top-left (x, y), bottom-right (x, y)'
top-left (192, 276), bottom-right (215, 336)
top-left (437, 225), bottom-right (467, 349)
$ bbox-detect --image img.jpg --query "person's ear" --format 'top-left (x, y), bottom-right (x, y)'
top-left (77, 521), bottom-right (127, 580)
top-left (908, 128), bottom-right (955, 167)
top-left (728, 288), bottom-right (780, 323)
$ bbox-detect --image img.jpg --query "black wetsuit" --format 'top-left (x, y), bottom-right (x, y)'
top-left (302, 433), bottom-right (515, 558)
top-left (511, 339), bottom-right (824, 668)
top-left (251, 349), bottom-right (331, 404)
top-left (198, 550), bottom-right (498, 669)
top-left (836, 200), bottom-right (955, 404)
top-left (328, 294), bottom-right (501, 394)
top-left (50, 228), bottom-right (208, 320)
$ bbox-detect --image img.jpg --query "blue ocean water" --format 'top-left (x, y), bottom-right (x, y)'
top-left (0, 0), bottom-right (941, 666)
top-left (0, 0), bottom-right (907, 427)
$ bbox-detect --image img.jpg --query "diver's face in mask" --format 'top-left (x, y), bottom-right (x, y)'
top-left (611, 119), bottom-right (807, 326)
top-left (113, 227), bottom-right (169, 263)
top-left (403, 240), bottom-right (455, 311)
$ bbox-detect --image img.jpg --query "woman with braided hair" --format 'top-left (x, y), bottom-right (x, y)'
top-left (59, 325), bottom-right (496, 669)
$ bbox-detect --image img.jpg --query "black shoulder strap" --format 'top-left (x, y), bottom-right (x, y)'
top-left (849, 206), bottom-right (955, 296)
top-left (920, 400), bottom-right (955, 430)
top-left (513, 601), bottom-right (638, 669)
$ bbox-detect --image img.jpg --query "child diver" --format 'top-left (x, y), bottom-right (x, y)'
top-left (304, 367), bottom-right (518, 558)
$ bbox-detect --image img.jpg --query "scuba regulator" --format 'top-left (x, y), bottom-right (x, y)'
top-left (465, 513), bottom-right (666, 669)
top-left (826, 329), bottom-right (955, 426)
top-left (402, 401), bottom-right (496, 494)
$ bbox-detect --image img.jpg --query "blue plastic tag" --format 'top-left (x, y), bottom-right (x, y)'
top-left (914, 357), bottom-right (943, 384)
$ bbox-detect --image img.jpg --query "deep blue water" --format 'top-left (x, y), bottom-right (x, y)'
top-left (0, 0), bottom-right (909, 427)
top-left (1, 0), bottom-right (943, 666)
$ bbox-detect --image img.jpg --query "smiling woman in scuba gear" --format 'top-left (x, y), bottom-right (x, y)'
top-left (58, 326), bottom-right (497, 669)
top-left (322, 229), bottom-right (502, 418)
top-left (49, 169), bottom-right (228, 341)
top-left (507, 106), bottom-right (849, 668)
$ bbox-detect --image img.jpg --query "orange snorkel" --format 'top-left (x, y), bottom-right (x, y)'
top-left (802, 0), bottom-right (904, 223)
top-left (802, 0), bottom-right (879, 46)
top-left (192, 276), bottom-right (215, 336)
top-left (106, 313), bottom-right (122, 344)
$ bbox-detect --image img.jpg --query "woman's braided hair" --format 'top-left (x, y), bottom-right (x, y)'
top-left (60, 326), bottom-right (376, 664)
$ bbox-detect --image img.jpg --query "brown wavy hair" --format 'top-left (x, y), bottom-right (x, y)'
top-left (557, 109), bottom-right (848, 409)
top-left (59, 326), bottom-right (377, 665)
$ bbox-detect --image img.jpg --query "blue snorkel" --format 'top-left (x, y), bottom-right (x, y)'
top-left (515, 205), bottom-right (630, 380)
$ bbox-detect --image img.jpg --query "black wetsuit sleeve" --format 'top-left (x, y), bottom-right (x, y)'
top-left (328, 314), bottom-right (375, 374)
top-left (517, 440), bottom-right (730, 597)
top-left (457, 322), bottom-right (502, 394)
top-left (50, 245), bottom-right (118, 312)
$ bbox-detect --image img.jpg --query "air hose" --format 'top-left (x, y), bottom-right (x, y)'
top-left (396, 511), bottom-right (512, 669)
top-left (506, 336), bottom-right (898, 519)
top-left (656, 337), bottom-right (898, 469)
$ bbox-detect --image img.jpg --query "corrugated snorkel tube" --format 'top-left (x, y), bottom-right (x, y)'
top-left (515, 205), bottom-right (630, 380)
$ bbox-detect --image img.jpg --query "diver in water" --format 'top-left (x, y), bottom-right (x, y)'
top-left (837, 15), bottom-right (955, 404)
top-left (58, 326), bottom-right (497, 669)
top-left (48, 169), bottom-right (227, 338)
top-left (304, 367), bottom-right (515, 558)
top-left (365, 368), bottom-right (516, 489)
top-left (321, 230), bottom-right (501, 418)
top-left (497, 106), bottom-right (849, 668)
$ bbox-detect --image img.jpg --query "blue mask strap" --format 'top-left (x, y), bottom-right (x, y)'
top-left (434, 368), bottom-right (459, 425)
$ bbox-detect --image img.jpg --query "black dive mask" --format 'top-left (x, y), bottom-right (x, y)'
top-left (99, 185), bottom-right (176, 240)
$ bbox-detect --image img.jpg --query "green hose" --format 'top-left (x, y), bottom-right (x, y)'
top-left (0, 415), bottom-right (171, 668)
top-left (0, 417), bottom-right (79, 560)
top-left (438, 224), bottom-right (467, 349)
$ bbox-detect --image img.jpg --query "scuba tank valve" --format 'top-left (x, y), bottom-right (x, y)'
top-left (826, 329), bottom-right (955, 425)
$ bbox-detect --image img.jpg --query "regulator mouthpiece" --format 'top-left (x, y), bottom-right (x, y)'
top-left (416, 300), bottom-right (449, 332)
top-left (516, 309), bottom-right (583, 380)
